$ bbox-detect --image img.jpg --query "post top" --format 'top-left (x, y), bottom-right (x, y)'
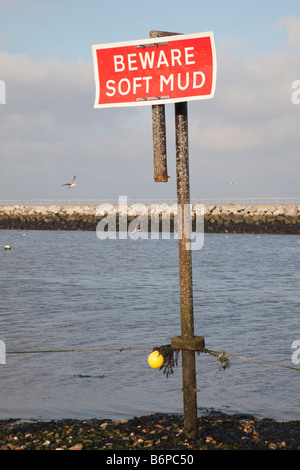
top-left (149, 30), bottom-right (182, 38)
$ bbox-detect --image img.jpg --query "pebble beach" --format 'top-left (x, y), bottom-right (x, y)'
top-left (1, 411), bottom-right (299, 451)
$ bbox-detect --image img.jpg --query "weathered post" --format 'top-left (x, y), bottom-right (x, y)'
top-left (174, 101), bottom-right (198, 440)
top-left (150, 30), bottom-right (203, 441)
top-left (149, 30), bottom-right (178, 183)
top-left (151, 104), bottom-right (169, 182)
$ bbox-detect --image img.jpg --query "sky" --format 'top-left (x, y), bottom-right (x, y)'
top-left (0, 0), bottom-right (300, 202)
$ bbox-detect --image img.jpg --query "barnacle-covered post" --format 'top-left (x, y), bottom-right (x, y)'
top-left (150, 29), bottom-right (203, 441)
top-left (150, 31), bottom-right (169, 183)
top-left (173, 100), bottom-right (199, 440)
top-left (150, 30), bottom-right (180, 183)
top-left (151, 104), bottom-right (169, 182)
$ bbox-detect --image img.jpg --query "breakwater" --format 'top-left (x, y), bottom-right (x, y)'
top-left (0, 204), bottom-right (299, 234)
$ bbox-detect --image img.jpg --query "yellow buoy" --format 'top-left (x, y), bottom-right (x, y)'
top-left (148, 350), bottom-right (164, 369)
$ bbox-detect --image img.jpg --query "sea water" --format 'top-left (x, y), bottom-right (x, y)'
top-left (0, 230), bottom-right (299, 422)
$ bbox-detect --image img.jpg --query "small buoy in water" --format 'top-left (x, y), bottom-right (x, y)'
top-left (148, 350), bottom-right (164, 369)
top-left (4, 245), bottom-right (11, 250)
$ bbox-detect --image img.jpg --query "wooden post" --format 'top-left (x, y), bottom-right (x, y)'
top-left (150, 30), bottom-right (203, 441)
top-left (174, 101), bottom-right (198, 440)
top-left (150, 30), bottom-right (181, 183)
top-left (152, 104), bottom-right (169, 182)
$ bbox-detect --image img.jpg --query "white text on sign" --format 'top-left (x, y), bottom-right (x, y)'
top-left (92, 32), bottom-right (217, 108)
top-left (106, 47), bottom-right (205, 98)
top-left (106, 73), bottom-right (205, 97)
top-left (113, 47), bottom-right (196, 71)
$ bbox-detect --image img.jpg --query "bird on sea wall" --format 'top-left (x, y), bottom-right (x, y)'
top-left (62, 175), bottom-right (76, 188)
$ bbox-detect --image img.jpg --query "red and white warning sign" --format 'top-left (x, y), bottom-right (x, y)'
top-left (92, 32), bottom-right (217, 108)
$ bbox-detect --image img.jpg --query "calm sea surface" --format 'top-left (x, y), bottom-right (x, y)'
top-left (0, 229), bottom-right (299, 422)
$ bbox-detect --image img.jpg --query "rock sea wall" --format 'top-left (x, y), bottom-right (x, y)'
top-left (204, 204), bottom-right (300, 234)
top-left (0, 204), bottom-right (299, 234)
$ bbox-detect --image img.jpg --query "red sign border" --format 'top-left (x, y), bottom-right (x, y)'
top-left (92, 32), bottom-right (217, 109)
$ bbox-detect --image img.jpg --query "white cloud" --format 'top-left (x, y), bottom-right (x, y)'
top-left (191, 122), bottom-right (263, 151)
top-left (0, 51), bottom-right (153, 198)
top-left (1, 21), bottom-right (300, 200)
top-left (189, 40), bottom-right (300, 153)
top-left (273, 16), bottom-right (300, 49)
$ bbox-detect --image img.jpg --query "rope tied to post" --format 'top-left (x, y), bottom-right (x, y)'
top-left (5, 344), bottom-right (300, 373)
top-left (153, 345), bottom-right (180, 378)
top-left (203, 348), bottom-right (231, 372)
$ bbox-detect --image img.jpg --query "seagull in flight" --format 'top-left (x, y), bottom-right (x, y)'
top-left (131, 223), bottom-right (141, 234)
top-left (62, 175), bottom-right (76, 188)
